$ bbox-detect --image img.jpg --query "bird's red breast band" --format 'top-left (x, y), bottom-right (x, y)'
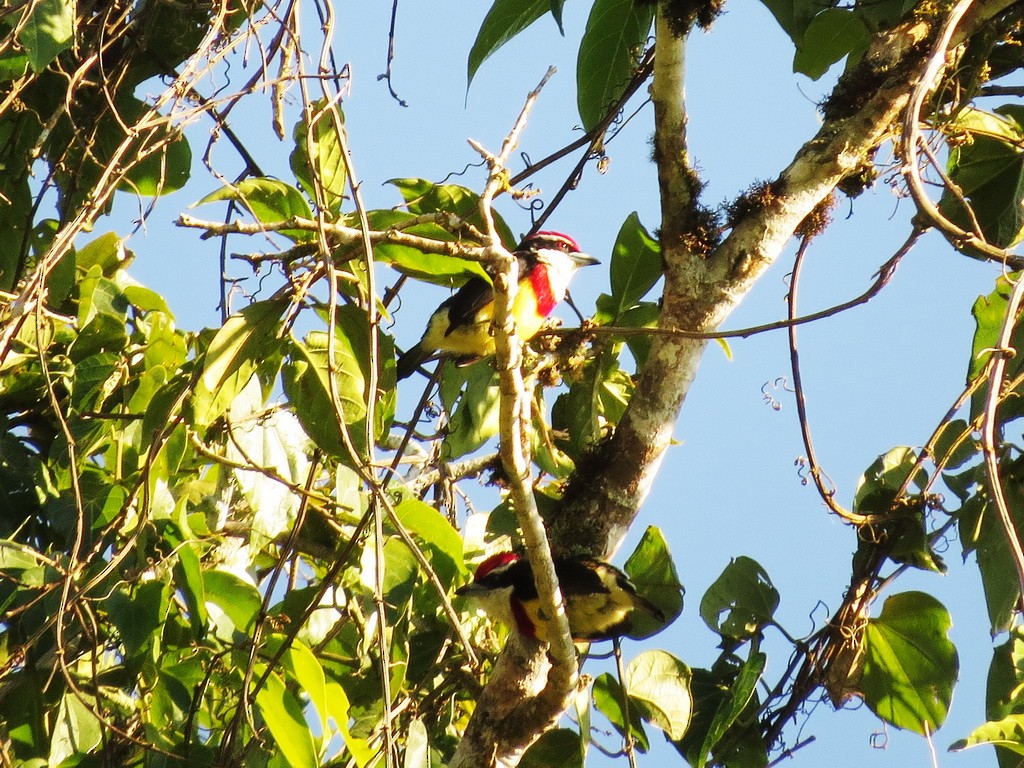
top-left (528, 264), bottom-right (557, 316)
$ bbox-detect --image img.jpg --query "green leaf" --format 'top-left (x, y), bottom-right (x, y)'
top-left (604, 212), bottom-right (662, 321)
top-left (193, 299), bottom-right (287, 427)
top-left (393, 498), bottom-right (466, 586)
top-left (577, 0), bottom-right (654, 131)
top-left (756, 0), bottom-right (824, 45)
top-left (441, 364), bottom-right (500, 460)
top-left (468, 0), bottom-right (550, 87)
top-left (625, 649), bottom-right (693, 741)
top-left (694, 652), bottom-right (766, 768)
top-left (519, 728), bottom-right (584, 768)
top-left (366, 209), bottom-right (487, 286)
top-left (49, 692), bottom-right (102, 768)
top-left (204, 570), bottom-right (262, 634)
top-left (942, 108), bottom-right (1024, 248)
top-left (386, 177), bottom-right (516, 249)
top-left (792, 8), bottom-right (870, 80)
top-left (282, 639), bottom-right (329, 733)
top-left (853, 446), bottom-right (927, 511)
top-left (951, 715), bottom-right (1024, 755)
top-left (404, 718), bottom-right (430, 768)
top-left (254, 669), bottom-right (318, 768)
top-left (105, 580), bottom-right (169, 658)
top-left (18, 0), bottom-right (75, 72)
top-left (198, 178), bottom-right (314, 241)
top-left (290, 100), bottom-right (348, 212)
top-left (175, 542), bottom-right (208, 640)
top-left (283, 319), bottom-right (369, 463)
top-left (968, 274), bottom-right (1024, 422)
top-left (592, 673), bottom-right (651, 751)
top-left (624, 525), bottom-right (684, 637)
top-left (861, 591), bottom-right (958, 734)
top-left (958, 474), bottom-right (1024, 635)
top-left (324, 681), bottom-right (374, 766)
top-left (700, 556), bottom-right (779, 640)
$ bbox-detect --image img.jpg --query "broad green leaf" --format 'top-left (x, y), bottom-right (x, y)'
top-left (442, 363), bottom-right (500, 460)
top-left (853, 446), bottom-right (927, 510)
top-left (968, 274), bottom-right (1024, 423)
top-left (204, 570), bottom-right (262, 634)
top-left (105, 580), bottom-right (169, 658)
top-left (604, 212), bottom-right (662, 321)
top-left (624, 525), bottom-right (683, 637)
top-left (283, 323), bottom-right (368, 463)
top-left (577, 0), bottom-right (654, 132)
top-left (49, 692), bottom-right (102, 768)
top-left (695, 652), bottom-right (766, 768)
top-left (393, 498), bottom-right (466, 586)
top-left (942, 108), bottom-right (1024, 248)
top-left (0, 174), bottom-right (31, 292)
top-left (404, 717), bottom-right (430, 768)
top-left (700, 556), bottom-right (779, 640)
top-left (283, 638), bottom-right (329, 733)
top-left (254, 669), bottom-right (318, 768)
top-left (198, 178), bottom-right (314, 241)
top-left (592, 673), bottom-right (651, 751)
top-left (951, 715), bottom-right (1024, 756)
top-left (227, 390), bottom-right (312, 543)
top-left (324, 681), bottom-right (374, 766)
top-left (77, 231), bottom-right (129, 276)
top-left (366, 209), bottom-right (487, 286)
top-left (290, 100), bottom-right (348, 212)
top-left (958, 478), bottom-right (1024, 635)
top-left (18, 0), bottom-right (75, 72)
top-left (552, 353), bottom-right (634, 455)
top-left (468, 0), bottom-right (550, 87)
top-left (171, 533), bottom-right (207, 640)
top-left (387, 177), bottom-right (516, 249)
top-left (112, 97), bottom-right (192, 197)
top-left (674, 664), bottom-right (768, 767)
top-left (193, 299), bottom-right (287, 427)
top-left (792, 8), bottom-right (869, 80)
top-left (756, 0), bottom-right (824, 45)
top-left (861, 591), bottom-right (958, 734)
top-left (200, 299), bottom-right (287, 396)
top-left (625, 649), bottom-right (692, 741)
top-left (519, 728), bottom-right (584, 768)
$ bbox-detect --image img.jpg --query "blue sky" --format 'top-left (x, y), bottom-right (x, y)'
top-left (116, 1), bottom-right (1009, 765)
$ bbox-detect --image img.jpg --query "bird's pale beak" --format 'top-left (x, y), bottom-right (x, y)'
top-left (571, 253), bottom-right (599, 267)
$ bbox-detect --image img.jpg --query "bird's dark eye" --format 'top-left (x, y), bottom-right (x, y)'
top-left (559, 241), bottom-right (571, 252)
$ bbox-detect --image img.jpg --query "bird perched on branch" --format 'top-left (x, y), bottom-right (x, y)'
top-left (396, 231), bottom-right (598, 380)
top-left (455, 551), bottom-right (664, 643)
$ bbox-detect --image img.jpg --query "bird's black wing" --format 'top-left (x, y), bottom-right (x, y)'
top-left (440, 276), bottom-right (493, 336)
top-left (554, 557), bottom-right (612, 597)
top-left (440, 253), bottom-right (537, 336)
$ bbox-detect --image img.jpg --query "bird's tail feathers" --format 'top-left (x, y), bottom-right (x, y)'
top-left (396, 343), bottom-right (431, 380)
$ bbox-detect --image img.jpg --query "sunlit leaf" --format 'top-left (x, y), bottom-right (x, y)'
top-left (592, 673), bottom-right (651, 751)
top-left (18, 0), bottom-right (75, 72)
top-left (198, 178), bottom-right (314, 241)
top-left (861, 591), bottom-right (958, 734)
top-left (700, 556), bottom-right (779, 640)
top-left (625, 649), bottom-right (692, 741)
top-left (792, 8), bottom-right (869, 80)
top-left (624, 525), bottom-right (684, 637)
top-left (468, 0), bottom-right (550, 87)
top-left (577, 0), bottom-right (654, 131)
top-left (254, 669), bottom-right (318, 768)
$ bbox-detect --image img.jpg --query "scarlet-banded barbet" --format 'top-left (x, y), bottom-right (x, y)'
top-left (455, 552), bottom-right (664, 642)
top-left (396, 232), bottom-right (597, 380)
